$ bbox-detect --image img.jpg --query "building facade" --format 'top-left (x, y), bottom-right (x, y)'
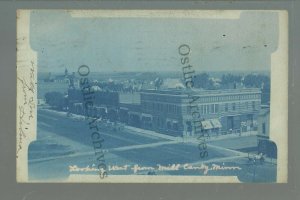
top-left (68, 88), bottom-right (119, 121)
top-left (138, 88), bottom-right (261, 137)
top-left (256, 105), bottom-right (276, 159)
top-left (66, 87), bottom-right (262, 137)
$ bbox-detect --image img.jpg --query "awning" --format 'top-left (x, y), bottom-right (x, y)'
top-left (141, 113), bottom-right (153, 118)
top-left (166, 119), bottom-right (179, 125)
top-left (241, 121), bottom-right (247, 126)
top-left (201, 120), bottom-right (213, 130)
top-left (210, 119), bottom-right (222, 128)
top-left (97, 106), bottom-right (107, 110)
top-left (96, 106), bottom-right (108, 113)
top-left (128, 111), bottom-right (141, 116)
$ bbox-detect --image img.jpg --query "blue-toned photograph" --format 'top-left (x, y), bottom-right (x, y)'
top-left (17, 10), bottom-right (287, 183)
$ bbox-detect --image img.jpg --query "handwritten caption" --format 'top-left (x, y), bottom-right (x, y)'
top-left (17, 60), bottom-right (36, 156)
top-left (69, 163), bottom-right (241, 175)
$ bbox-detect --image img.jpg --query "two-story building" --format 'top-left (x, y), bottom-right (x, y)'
top-left (138, 88), bottom-right (261, 137)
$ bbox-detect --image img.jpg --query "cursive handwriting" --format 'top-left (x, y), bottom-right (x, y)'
top-left (69, 163), bottom-right (242, 175)
top-left (183, 163), bottom-right (242, 175)
top-left (17, 105), bottom-right (29, 155)
top-left (17, 60), bottom-right (36, 157)
top-left (17, 76), bottom-right (35, 95)
top-left (28, 97), bottom-right (35, 120)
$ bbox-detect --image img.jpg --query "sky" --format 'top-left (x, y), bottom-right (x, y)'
top-left (29, 10), bottom-right (278, 73)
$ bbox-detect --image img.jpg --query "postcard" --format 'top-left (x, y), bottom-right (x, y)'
top-left (16, 10), bottom-right (288, 183)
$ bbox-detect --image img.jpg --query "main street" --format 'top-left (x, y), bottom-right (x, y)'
top-left (28, 108), bottom-right (276, 182)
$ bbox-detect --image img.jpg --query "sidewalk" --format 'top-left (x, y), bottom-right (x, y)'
top-left (41, 108), bottom-right (258, 144)
top-left (125, 124), bottom-right (257, 143)
top-left (184, 131), bottom-right (258, 143)
top-left (264, 157), bottom-right (277, 165)
top-left (124, 126), bottom-right (180, 141)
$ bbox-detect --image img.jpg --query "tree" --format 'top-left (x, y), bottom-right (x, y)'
top-left (243, 74), bottom-right (270, 104)
top-left (193, 73), bottom-right (210, 89)
top-left (243, 74), bottom-right (269, 88)
top-left (221, 74), bottom-right (242, 86)
top-left (154, 77), bottom-right (163, 90)
top-left (45, 92), bottom-right (65, 109)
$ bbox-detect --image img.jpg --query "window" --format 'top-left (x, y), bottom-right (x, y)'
top-left (252, 101), bottom-right (255, 110)
top-left (173, 122), bottom-right (179, 131)
top-left (167, 121), bottom-right (171, 129)
top-left (225, 103), bottom-right (228, 112)
top-left (215, 104), bottom-right (219, 113)
top-left (262, 123), bottom-right (266, 134)
top-left (232, 103), bottom-right (236, 111)
top-left (210, 104), bottom-right (214, 113)
top-left (205, 105), bottom-right (209, 114)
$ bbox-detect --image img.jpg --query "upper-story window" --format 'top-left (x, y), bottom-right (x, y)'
top-left (252, 101), bottom-right (256, 110)
top-left (232, 103), bottom-right (236, 111)
top-left (210, 104), bottom-right (214, 113)
top-left (225, 103), bottom-right (229, 112)
top-left (215, 104), bottom-right (219, 113)
top-left (205, 105), bottom-right (209, 114)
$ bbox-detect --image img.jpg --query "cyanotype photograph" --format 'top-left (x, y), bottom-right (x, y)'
top-left (16, 10), bottom-right (288, 183)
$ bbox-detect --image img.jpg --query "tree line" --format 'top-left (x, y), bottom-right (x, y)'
top-left (192, 72), bottom-right (270, 104)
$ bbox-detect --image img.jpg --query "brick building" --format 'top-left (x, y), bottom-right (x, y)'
top-left (138, 88), bottom-right (261, 137)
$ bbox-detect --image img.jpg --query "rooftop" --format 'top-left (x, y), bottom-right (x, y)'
top-left (140, 88), bottom-right (261, 96)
